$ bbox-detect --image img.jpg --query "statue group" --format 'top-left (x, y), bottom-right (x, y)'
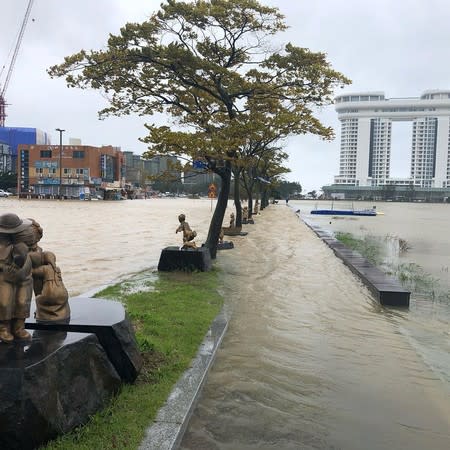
top-left (0, 213), bottom-right (70, 344)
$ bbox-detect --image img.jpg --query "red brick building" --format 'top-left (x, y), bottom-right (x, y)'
top-left (17, 144), bottom-right (124, 199)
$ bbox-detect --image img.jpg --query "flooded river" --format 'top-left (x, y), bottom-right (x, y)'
top-left (180, 201), bottom-right (450, 450)
top-left (3, 198), bottom-right (449, 449)
top-left (0, 197), bottom-right (214, 296)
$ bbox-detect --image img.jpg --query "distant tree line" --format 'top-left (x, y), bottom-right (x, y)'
top-left (0, 172), bottom-right (16, 190)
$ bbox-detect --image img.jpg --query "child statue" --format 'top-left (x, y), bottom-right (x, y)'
top-left (0, 213), bottom-right (71, 343)
top-left (0, 214), bottom-right (34, 342)
top-left (229, 212), bottom-right (235, 228)
top-left (242, 206), bottom-right (248, 223)
top-left (32, 251), bottom-right (70, 322)
top-left (176, 214), bottom-right (197, 249)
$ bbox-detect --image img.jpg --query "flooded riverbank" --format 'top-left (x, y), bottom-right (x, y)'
top-left (1, 197), bottom-right (215, 296)
top-left (3, 197), bottom-right (449, 449)
top-left (180, 204), bottom-right (450, 450)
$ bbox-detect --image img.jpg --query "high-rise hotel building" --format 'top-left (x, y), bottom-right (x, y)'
top-left (333, 90), bottom-right (450, 189)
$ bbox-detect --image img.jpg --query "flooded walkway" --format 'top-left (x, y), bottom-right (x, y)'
top-left (180, 205), bottom-right (450, 450)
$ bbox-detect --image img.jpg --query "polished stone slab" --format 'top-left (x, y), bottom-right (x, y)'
top-left (26, 297), bottom-right (142, 383)
top-left (158, 246), bottom-right (212, 272)
top-left (0, 329), bottom-right (121, 450)
top-left (302, 218), bottom-right (410, 307)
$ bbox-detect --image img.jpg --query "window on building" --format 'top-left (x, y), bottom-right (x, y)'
top-left (73, 151), bottom-right (85, 159)
top-left (40, 150), bottom-right (52, 158)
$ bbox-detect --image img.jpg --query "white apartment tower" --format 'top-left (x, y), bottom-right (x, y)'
top-left (334, 90), bottom-right (450, 188)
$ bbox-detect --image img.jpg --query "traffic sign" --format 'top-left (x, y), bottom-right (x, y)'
top-left (208, 183), bottom-right (217, 198)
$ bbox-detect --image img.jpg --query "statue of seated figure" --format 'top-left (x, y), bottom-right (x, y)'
top-left (229, 212), bottom-right (235, 228)
top-left (33, 251), bottom-right (70, 322)
top-left (242, 207), bottom-right (248, 223)
top-left (176, 214), bottom-right (197, 249)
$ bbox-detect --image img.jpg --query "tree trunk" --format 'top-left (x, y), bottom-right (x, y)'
top-left (233, 169), bottom-right (242, 227)
top-left (261, 189), bottom-right (268, 210)
top-left (254, 182), bottom-right (260, 214)
top-left (205, 161), bottom-right (231, 259)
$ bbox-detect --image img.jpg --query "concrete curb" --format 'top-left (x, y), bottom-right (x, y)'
top-left (139, 309), bottom-right (228, 450)
top-left (299, 212), bottom-right (410, 307)
top-left (76, 272), bottom-right (228, 450)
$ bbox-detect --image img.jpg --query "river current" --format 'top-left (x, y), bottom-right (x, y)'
top-left (3, 197), bottom-right (449, 449)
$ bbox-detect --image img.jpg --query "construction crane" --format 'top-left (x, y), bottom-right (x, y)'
top-left (0, 0), bottom-right (34, 127)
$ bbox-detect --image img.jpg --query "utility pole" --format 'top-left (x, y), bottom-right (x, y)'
top-left (55, 128), bottom-right (65, 199)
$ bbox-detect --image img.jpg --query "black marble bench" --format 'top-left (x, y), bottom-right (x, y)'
top-left (26, 297), bottom-right (142, 383)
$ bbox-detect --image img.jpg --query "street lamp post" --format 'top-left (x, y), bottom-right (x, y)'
top-left (55, 128), bottom-right (65, 199)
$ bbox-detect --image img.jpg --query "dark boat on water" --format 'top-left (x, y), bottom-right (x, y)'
top-left (311, 208), bottom-right (377, 216)
top-left (310, 202), bottom-right (378, 217)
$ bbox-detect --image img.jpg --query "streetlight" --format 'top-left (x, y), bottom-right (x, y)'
top-left (55, 128), bottom-right (65, 199)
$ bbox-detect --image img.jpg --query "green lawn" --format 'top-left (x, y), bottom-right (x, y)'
top-left (43, 269), bottom-right (223, 450)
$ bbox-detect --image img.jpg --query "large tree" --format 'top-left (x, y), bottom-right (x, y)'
top-left (48, 0), bottom-right (350, 258)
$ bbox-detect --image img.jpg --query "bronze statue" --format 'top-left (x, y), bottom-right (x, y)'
top-left (33, 251), bottom-right (70, 322)
top-left (176, 214), bottom-right (197, 249)
top-left (254, 200), bottom-right (259, 215)
top-left (0, 213), bottom-right (71, 344)
top-left (242, 206), bottom-right (248, 222)
top-left (229, 212), bottom-right (235, 228)
top-left (221, 211), bottom-right (242, 236)
top-left (0, 214), bottom-right (34, 342)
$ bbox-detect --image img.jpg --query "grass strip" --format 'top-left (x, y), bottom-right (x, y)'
top-left (43, 269), bottom-right (223, 450)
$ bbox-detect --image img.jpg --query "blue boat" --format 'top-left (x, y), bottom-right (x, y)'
top-left (310, 202), bottom-right (378, 216)
top-left (310, 209), bottom-right (377, 216)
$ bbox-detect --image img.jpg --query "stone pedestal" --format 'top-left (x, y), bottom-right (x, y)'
top-left (0, 297), bottom-right (143, 449)
top-left (0, 330), bottom-right (121, 450)
top-left (218, 241), bottom-right (234, 250)
top-left (158, 246), bottom-right (212, 272)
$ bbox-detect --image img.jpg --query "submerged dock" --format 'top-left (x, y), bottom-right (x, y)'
top-left (303, 218), bottom-right (410, 307)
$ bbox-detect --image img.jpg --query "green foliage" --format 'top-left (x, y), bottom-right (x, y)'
top-left (43, 270), bottom-right (223, 450)
top-left (386, 262), bottom-right (439, 297)
top-left (0, 172), bottom-right (17, 190)
top-left (48, 0), bottom-right (350, 251)
top-left (48, 0), bottom-right (349, 169)
top-left (335, 232), bottom-right (382, 266)
top-left (271, 180), bottom-right (302, 199)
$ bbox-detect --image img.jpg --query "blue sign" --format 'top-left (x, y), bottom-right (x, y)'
top-left (193, 160), bottom-right (207, 169)
top-left (42, 178), bottom-right (60, 184)
top-left (35, 161), bottom-right (57, 169)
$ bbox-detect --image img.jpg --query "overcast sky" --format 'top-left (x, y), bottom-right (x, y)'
top-left (1, 0), bottom-right (450, 193)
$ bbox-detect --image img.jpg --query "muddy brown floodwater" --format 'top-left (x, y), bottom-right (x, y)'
top-left (180, 203), bottom-right (450, 450)
top-left (3, 198), bottom-right (449, 449)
